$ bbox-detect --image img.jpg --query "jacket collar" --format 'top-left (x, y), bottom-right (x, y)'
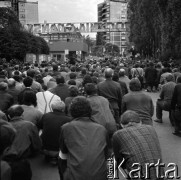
top-left (10, 116), bottom-right (24, 122)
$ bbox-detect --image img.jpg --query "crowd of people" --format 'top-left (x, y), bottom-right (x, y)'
top-left (0, 57), bottom-right (181, 180)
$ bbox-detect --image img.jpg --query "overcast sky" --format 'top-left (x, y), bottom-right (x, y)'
top-left (37, 0), bottom-right (104, 23)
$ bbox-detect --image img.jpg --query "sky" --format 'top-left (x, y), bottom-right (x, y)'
top-left (37, 0), bottom-right (104, 23)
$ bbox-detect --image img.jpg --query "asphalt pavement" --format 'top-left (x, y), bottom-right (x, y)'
top-left (29, 92), bottom-right (181, 180)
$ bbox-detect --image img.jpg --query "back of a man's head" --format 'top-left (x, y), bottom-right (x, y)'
top-left (56, 76), bottom-right (65, 84)
top-left (8, 78), bottom-right (16, 88)
top-left (51, 100), bottom-right (65, 112)
top-left (8, 105), bottom-right (24, 119)
top-left (85, 83), bottom-right (97, 95)
top-left (70, 66), bottom-right (76, 72)
top-left (121, 110), bottom-right (140, 126)
top-left (81, 68), bottom-right (87, 76)
top-left (27, 69), bottom-right (35, 78)
top-left (129, 78), bottom-right (141, 91)
top-left (0, 70), bottom-right (6, 78)
top-left (44, 68), bottom-right (49, 73)
top-left (53, 64), bottom-right (58, 71)
top-left (34, 63), bottom-right (38, 67)
top-left (176, 76), bottom-right (181, 83)
top-left (104, 68), bottom-right (113, 79)
top-left (68, 79), bottom-right (76, 86)
top-left (119, 69), bottom-right (125, 77)
top-left (14, 65), bottom-right (19, 70)
top-left (69, 96), bottom-right (92, 118)
top-left (13, 75), bottom-right (20, 82)
top-left (14, 70), bottom-right (20, 76)
top-left (69, 72), bottom-right (76, 79)
top-left (23, 76), bottom-right (33, 87)
top-left (0, 82), bottom-right (8, 91)
top-left (93, 72), bottom-right (99, 77)
top-left (112, 73), bottom-right (119, 82)
top-left (166, 74), bottom-right (174, 82)
top-left (68, 85), bottom-right (79, 97)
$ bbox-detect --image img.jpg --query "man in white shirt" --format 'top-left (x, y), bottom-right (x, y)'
top-left (36, 90), bottom-right (61, 114)
top-left (43, 72), bottom-right (53, 87)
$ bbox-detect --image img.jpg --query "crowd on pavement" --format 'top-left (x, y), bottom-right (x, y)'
top-left (0, 57), bottom-right (181, 180)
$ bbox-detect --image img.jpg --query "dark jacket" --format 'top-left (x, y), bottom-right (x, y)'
top-left (145, 67), bottom-right (157, 83)
top-left (3, 117), bottom-right (41, 160)
top-left (38, 111), bottom-right (71, 151)
top-left (97, 79), bottom-right (122, 111)
top-left (7, 87), bottom-right (21, 104)
top-left (118, 81), bottom-right (128, 96)
top-left (50, 84), bottom-right (69, 102)
top-left (0, 91), bottom-right (14, 113)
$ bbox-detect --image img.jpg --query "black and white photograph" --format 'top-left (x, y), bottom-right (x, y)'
top-left (0, 0), bottom-right (181, 180)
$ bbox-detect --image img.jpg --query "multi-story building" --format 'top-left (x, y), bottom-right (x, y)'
top-left (18, 1), bottom-right (38, 25)
top-left (0, 0), bottom-right (38, 24)
top-left (11, 0), bottom-right (21, 15)
top-left (98, 0), bottom-right (129, 54)
top-left (0, 0), bottom-right (11, 7)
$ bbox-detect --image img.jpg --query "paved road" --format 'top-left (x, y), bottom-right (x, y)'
top-left (29, 92), bottom-right (181, 180)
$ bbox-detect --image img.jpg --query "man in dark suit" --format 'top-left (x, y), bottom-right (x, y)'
top-left (0, 82), bottom-right (14, 114)
top-left (7, 78), bottom-right (21, 104)
top-left (50, 76), bottom-right (69, 102)
top-left (171, 76), bottom-right (181, 136)
top-left (38, 99), bottom-right (71, 159)
top-left (97, 68), bottom-right (122, 124)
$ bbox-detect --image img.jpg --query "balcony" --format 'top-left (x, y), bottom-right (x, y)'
top-left (102, 5), bottom-right (109, 11)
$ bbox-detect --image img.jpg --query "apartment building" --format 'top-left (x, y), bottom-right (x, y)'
top-left (98, 0), bottom-right (129, 54)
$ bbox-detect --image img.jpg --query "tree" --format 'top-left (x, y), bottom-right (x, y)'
top-left (129, 0), bottom-right (181, 60)
top-left (0, 7), bottom-right (22, 30)
top-left (96, 32), bottom-right (106, 46)
top-left (129, 0), bottom-right (161, 57)
top-left (0, 7), bottom-right (49, 61)
top-left (91, 45), bottom-right (104, 57)
top-left (157, 0), bottom-right (181, 59)
top-left (105, 43), bottom-right (120, 56)
top-left (84, 35), bottom-right (95, 54)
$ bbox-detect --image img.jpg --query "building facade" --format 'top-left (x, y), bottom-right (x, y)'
top-left (0, 0), bottom-right (11, 7)
top-left (0, 0), bottom-right (38, 24)
top-left (98, 0), bottom-right (129, 54)
top-left (39, 32), bottom-right (88, 62)
top-left (18, 1), bottom-right (38, 25)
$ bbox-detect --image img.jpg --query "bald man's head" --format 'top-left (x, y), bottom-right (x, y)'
top-left (8, 78), bottom-right (16, 88)
top-left (104, 68), bottom-right (113, 79)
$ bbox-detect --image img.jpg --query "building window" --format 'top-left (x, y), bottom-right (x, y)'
top-left (113, 36), bottom-right (121, 42)
top-left (19, 3), bottom-right (25, 7)
top-left (121, 10), bottom-right (126, 14)
top-left (19, 9), bottom-right (25, 12)
top-left (19, 14), bottom-right (25, 18)
top-left (121, 36), bottom-right (126, 40)
top-left (121, 15), bottom-right (126, 19)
